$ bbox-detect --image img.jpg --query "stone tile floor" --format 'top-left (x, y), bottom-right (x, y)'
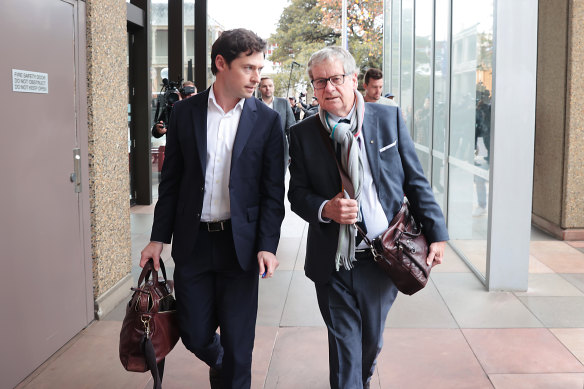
top-left (16, 199), bottom-right (584, 389)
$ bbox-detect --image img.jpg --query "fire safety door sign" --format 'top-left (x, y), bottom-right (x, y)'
top-left (12, 69), bottom-right (48, 94)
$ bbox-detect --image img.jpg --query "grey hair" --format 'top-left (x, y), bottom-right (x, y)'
top-left (307, 46), bottom-right (358, 79)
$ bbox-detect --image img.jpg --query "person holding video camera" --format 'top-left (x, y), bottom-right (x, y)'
top-left (299, 96), bottom-right (319, 118)
top-left (288, 97), bottom-right (302, 122)
top-left (152, 81), bottom-right (197, 138)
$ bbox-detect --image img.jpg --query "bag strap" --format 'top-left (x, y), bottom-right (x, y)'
top-left (354, 223), bottom-right (374, 246)
top-left (143, 329), bottom-right (166, 389)
top-left (138, 259), bottom-right (170, 389)
top-left (143, 337), bottom-right (162, 389)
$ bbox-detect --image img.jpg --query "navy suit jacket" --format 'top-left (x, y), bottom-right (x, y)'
top-left (288, 103), bottom-right (449, 284)
top-left (151, 89), bottom-right (286, 272)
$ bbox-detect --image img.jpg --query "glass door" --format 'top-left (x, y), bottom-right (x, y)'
top-left (447, 0), bottom-right (494, 277)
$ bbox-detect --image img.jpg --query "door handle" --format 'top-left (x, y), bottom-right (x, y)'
top-left (71, 148), bottom-right (82, 193)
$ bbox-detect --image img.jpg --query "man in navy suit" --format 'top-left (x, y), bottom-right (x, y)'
top-left (288, 46), bottom-right (448, 389)
top-left (140, 29), bottom-right (285, 389)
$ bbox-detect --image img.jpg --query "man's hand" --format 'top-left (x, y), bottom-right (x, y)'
top-left (140, 241), bottom-right (164, 271)
top-left (154, 121), bottom-right (167, 136)
top-left (322, 192), bottom-right (358, 225)
top-left (258, 251), bottom-right (279, 279)
top-left (426, 241), bottom-right (446, 268)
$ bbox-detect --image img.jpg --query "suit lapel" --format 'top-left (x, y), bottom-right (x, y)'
top-left (362, 111), bottom-right (381, 186)
top-left (231, 97), bottom-right (257, 166)
top-left (314, 117), bottom-right (343, 193)
top-left (191, 90), bottom-right (209, 174)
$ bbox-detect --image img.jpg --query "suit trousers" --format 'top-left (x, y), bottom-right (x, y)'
top-left (173, 225), bottom-right (259, 389)
top-left (315, 256), bottom-right (398, 389)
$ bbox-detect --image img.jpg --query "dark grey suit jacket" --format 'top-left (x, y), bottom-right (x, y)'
top-left (262, 97), bottom-right (295, 166)
top-left (151, 89), bottom-right (286, 272)
top-left (288, 103), bottom-right (448, 284)
top-left (271, 97), bottom-right (296, 136)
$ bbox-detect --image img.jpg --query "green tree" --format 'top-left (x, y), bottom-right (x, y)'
top-left (321, 0), bottom-right (384, 72)
top-left (269, 0), bottom-right (384, 96)
top-left (269, 0), bottom-right (338, 97)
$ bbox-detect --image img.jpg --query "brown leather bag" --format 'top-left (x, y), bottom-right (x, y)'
top-left (119, 258), bottom-right (179, 389)
top-left (356, 200), bottom-right (431, 295)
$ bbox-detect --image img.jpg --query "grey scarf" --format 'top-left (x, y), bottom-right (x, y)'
top-left (318, 91), bottom-right (366, 270)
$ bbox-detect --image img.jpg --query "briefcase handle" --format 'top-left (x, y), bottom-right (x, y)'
top-left (138, 258), bottom-right (169, 288)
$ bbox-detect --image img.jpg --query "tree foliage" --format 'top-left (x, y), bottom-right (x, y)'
top-left (269, 0), bottom-right (384, 96)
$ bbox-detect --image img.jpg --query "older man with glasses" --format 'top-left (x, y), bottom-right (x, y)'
top-left (288, 46), bottom-right (448, 389)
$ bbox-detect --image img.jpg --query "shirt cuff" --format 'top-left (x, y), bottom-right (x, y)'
top-left (318, 200), bottom-right (331, 223)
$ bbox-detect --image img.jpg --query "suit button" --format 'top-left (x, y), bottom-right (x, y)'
top-left (196, 213), bottom-right (200, 218)
top-left (200, 187), bottom-right (204, 192)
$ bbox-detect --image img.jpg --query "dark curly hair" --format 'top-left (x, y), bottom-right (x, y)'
top-left (211, 29), bottom-right (266, 75)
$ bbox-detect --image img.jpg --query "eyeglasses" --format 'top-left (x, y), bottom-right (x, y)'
top-left (311, 74), bottom-right (350, 90)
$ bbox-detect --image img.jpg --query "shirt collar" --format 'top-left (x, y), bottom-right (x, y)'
top-left (327, 103), bottom-right (356, 124)
top-left (208, 83), bottom-right (245, 114)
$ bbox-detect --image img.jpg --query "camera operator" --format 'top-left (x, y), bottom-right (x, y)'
top-left (298, 96), bottom-right (319, 119)
top-left (152, 80), bottom-right (197, 138)
top-left (288, 96), bottom-right (302, 122)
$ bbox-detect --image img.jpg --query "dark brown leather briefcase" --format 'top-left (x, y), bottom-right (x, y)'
top-left (119, 258), bottom-right (179, 389)
top-left (357, 200), bottom-right (431, 295)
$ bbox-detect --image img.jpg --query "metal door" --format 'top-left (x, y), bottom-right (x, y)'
top-left (0, 1), bottom-right (92, 387)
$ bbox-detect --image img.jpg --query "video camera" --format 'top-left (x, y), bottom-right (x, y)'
top-left (181, 85), bottom-right (195, 96)
top-left (154, 77), bottom-right (183, 129)
top-left (162, 78), bottom-right (181, 108)
top-left (299, 91), bottom-right (307, 104)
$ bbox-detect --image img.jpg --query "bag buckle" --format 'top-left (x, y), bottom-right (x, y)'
top-left (141, 315), bottom-right (151, 338)
top-left (370, 244), bottom-right (382, 262)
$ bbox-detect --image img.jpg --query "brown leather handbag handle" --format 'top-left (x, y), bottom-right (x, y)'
top-left (138, 258), bottom-right (169, 287)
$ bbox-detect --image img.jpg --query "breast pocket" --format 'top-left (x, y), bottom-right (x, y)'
top-left (379, 140), bottom-right (403, 174)
top-left (379, 140), bottom-right (397, 153)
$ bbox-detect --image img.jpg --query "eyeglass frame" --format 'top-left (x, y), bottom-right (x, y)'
top-left (310, 74), bottom-right (351, 90)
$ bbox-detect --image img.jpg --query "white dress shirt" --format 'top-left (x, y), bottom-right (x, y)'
top-left (319, 107), bottom-right (389, 248)
top-left (201, 85), bottom-right (245, 222)
top-left (355, 132), bottom-right (389, 248)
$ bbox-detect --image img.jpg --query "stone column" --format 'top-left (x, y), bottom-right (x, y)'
top-left (85, 0), bottom-right (133, 317)
top-left (533, 0), bottom-right (584, 240)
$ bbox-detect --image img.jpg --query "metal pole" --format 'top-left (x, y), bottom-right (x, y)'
top-left (342, 0), bottom-right (348, 50)
top-left (194, 0), bottom-right (208, 91)
top-left (286, 65), bottom-right (294, 98)
top-left (286, 61), bottom-right (300, 98)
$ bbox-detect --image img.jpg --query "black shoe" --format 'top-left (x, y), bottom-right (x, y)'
top-left (209, 367), bottom-right (222, 389)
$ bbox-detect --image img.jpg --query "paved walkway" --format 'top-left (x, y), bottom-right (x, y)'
top-left (16, 197), bottom-right (584, 388)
